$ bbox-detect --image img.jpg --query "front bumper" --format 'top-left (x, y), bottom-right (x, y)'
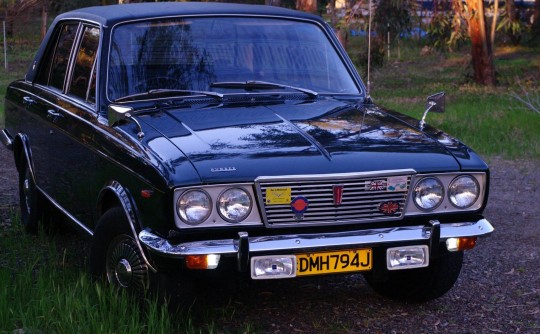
top-left (139, 219), bottom-right (494, 268)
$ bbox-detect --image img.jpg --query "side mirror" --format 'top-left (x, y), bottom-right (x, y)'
top-left (419, 92), bottom-right (445, 131)
top-left (426, 92), bottom-right (445, 114)
top-left (108, 105), bottom-right (144, 138)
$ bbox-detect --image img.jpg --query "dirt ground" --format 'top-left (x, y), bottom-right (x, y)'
top-left (0, 144), bottom-right (539, 333)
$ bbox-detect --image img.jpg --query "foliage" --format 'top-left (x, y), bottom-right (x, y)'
top-left (372, 0), bottom-right (415, 41)
top-left (496, 8), bottom-right (526, 45)
top-left (353, 36), bottom-right (386, 77)
top-left (427, 12), bottom-right (468, 52)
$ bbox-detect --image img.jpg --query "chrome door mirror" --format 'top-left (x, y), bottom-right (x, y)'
top-left (419, 92), bottom-right (445, 131)
top-left (108, 105), bottom-right (144, 139)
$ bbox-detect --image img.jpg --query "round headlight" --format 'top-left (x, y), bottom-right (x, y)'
top-left (413, 177), bottom-right (444, 211)
top-left (177, 190), bottom-right (211, 225)
top-left (217, 188), bottom-right (252, 223)
top-left (449, 176), bottom-right (479, 208)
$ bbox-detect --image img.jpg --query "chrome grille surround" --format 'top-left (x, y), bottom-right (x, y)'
top-left (255, 169), bottom-right (416, 228)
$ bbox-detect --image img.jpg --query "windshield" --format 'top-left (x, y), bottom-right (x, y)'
top-left (108, 17), bottom-right (361, 101)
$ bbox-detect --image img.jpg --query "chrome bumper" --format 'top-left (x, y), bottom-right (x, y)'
top-left (1, 129), bottom-right (13, 151)
top-left (139, 219), bottom-right (493, 258)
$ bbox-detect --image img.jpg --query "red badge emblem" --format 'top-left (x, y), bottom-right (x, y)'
top-left (333, 185), bottom-right (344, 206)
top-left (379, 201), bottom-right (400, 215)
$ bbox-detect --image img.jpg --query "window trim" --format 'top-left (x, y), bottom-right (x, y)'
top-left (33, 19), bottom-right (101, 113)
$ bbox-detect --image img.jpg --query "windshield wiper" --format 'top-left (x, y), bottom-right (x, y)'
top-left (210, 80), bottom-right (318, 98)
top-left (115, 89), bottom-right (223, 102)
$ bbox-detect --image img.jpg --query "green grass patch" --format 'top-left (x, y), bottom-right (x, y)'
top-left (359, 40), bottom-right (540, 159)
top-left (0, 212), bottom-right (184, 333)
top-left (0, 211), bottom-right (260, 333)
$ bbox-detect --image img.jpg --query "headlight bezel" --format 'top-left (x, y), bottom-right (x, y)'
top-left (174, 184), bottom-right (262, 229)
top-left (405, 172), bottom-right (486, 216)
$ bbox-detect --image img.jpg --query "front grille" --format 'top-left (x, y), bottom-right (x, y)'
top-left (256, 172), bottom-right (413, 227)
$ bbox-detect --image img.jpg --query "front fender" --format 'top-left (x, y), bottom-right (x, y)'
top-left (96, 180), bottom-right (157, 273)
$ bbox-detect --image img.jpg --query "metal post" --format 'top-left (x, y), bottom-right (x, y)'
top-left (3, 21), bottom-right (7, 71)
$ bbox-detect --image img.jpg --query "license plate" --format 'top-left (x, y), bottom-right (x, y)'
top-left (296, 249), bottom-right (372, 276)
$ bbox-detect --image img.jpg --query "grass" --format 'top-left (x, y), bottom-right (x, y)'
top-left (0, 210), bottom-right (261, 333)
top-left (0, 211), bottom-right (189, 334)
top-left (360, 39), bottom-right (540, 159)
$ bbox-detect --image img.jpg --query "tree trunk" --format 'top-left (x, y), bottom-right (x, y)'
top-left (532, 0), bottom-right (540, 39)
top-left (490, 0), bottom-right (498, 47)
top-left (41, 1), bottom-right (48, 40)
top-left (296, 0), bottom-right (317, 13)
top-left (465, 0), bottom-right (496, 86)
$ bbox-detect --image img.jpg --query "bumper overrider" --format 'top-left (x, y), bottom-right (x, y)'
top-left (139, 219), bottom-right (493, 279)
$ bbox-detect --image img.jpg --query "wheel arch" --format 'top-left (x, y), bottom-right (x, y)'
top-left (96, 181), bottom-right (157, 273)
top-left (12, 134), bottom-right (34, 178)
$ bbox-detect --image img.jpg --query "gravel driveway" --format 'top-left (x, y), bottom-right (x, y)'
top-left (0, 144), bottom-right (538, 333)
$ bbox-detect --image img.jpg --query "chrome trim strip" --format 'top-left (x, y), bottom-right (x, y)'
top-left (254, 169), bottom-right (416, 183)
top-left (139, 218), bottom-right (494, 258)
top-left (1, 129), bottom-right (13, 150)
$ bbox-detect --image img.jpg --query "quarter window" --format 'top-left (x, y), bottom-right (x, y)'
top-left (69, 26), bottom-right (99, 103)
top-left (47, 24), bottom-right (78, 90)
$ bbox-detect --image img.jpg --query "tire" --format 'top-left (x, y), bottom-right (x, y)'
top-left (363, 248), bottom-right (463, 303)
top-left (18, 160), bottom-right (41, 234)
top-left (90, 207), bottom-right (150, 298)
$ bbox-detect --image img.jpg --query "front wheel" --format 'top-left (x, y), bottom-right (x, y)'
top-left (363, 249), bottom-right (463, 303)
top-left (90, 207), bottom-right (149, 298)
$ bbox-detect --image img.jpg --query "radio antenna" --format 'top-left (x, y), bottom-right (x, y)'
top-left (366, 0), bottom-right (373, 95)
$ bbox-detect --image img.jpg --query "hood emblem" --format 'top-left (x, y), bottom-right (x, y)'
top-left (210, 167), bottom-right (237, 173)
top-left (379, 201), bottom-right (400, 215)
top-left (333, 185), bottom-right (344, 206)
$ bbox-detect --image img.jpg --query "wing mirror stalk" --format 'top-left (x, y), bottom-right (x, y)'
top-left (108, 105), bottom-right (145, 139)
top-left (419, 92), bottom-right (445, 131)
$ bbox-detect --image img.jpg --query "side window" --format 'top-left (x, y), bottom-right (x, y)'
top-left (36, 23), bottom-right (78, 89)
top-left (68, 26), bottom-right (99, 104)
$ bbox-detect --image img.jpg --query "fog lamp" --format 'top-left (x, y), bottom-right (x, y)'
top-left (251, 255), bottom-right (296, 279)
top-left (185, 254), bottom-right (221, 269)
top-left (387, 245), bottom-right (429, 270)
top-left (446, 237), bottom-right (477, 252)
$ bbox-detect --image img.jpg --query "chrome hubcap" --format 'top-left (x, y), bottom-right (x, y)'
top-left (115, 258), bottom-right (133, 287)
top-left (106, 235), bottom-right (149, 294)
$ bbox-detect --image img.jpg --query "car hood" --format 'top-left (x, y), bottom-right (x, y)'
top-left (135, 98), bottom-right (473, 185)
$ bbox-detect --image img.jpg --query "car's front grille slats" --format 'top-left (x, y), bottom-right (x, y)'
top-left (256, 173), bottom-right (412, 227)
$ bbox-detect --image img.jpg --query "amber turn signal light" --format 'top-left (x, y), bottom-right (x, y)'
top-left (185, 255), bottom-right (220, 269)
top-left (446, 237), bottom-right (477, 252)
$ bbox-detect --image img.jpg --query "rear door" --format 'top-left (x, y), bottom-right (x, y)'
top-left (31, 22), bottom-right (101, 226)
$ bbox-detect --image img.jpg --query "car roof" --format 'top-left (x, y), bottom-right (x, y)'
top-left (55, 2), bottom-right (322, 27)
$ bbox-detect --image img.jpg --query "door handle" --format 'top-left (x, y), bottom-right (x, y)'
top-left (47, 109), bottom-right (63, 120)
top-left (23, 96), bottom-right (35, 105)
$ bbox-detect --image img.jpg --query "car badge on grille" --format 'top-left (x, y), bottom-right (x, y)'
top-left (379, 201), bottom-right (400, 215)
top-left (368, 180), bottom-right (387, 191)
top-left (333, 185), bottom-right (344, 206)
top-left (291, 196), bottom-right (309, 220)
